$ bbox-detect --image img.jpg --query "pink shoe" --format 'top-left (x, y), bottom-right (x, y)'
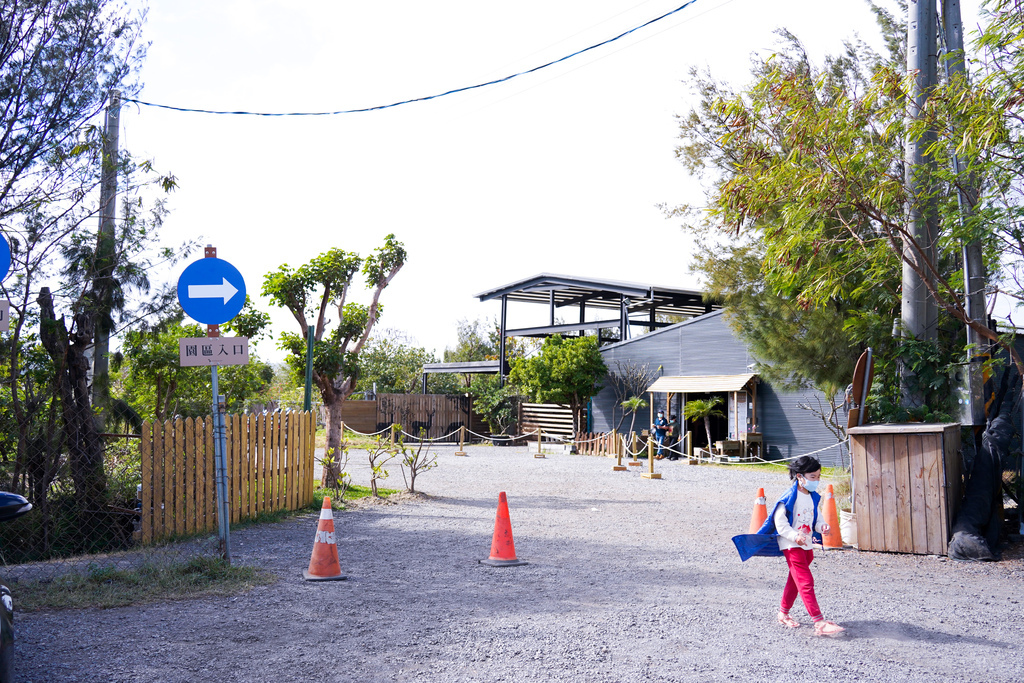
top-left (814, 621), bottom-right (845, 637)
top-left (777, 612), bottom-right (801, 628)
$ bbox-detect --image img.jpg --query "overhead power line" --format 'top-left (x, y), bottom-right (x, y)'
top-left (123, 0), bottom-right (699, 117)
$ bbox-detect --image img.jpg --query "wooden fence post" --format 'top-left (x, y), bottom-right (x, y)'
top-left (455, 425), bottom-right (467, 456)
top-left (141, 421), bottom-right (153, 543)
top-left (643, 435), bottom-right (662, 480)
top-left (628, 432), bottom-right (641, 466)
top-left (612, 430), bottom-right (626, 471)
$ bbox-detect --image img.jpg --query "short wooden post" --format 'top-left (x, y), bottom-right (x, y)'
top-left (628, 432), bottom-right (641, 466)
top-left (455, 425), bottom-right (467, 456)
top-left (612, 429), bottom-right (627, 471)
top-left (390, 423), bottom-right (397, 447)
top-left (534, 427), bottom-right (545, 458)
top-left (687, 430), bottom-right (698, 465)
top-left (642, 435), bottom-right (662, 479)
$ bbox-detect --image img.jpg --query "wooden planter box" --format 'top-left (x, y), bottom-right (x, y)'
top-left (848, 423), bottom-right (962, 555)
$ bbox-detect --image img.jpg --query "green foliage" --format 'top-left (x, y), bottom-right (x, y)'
top-left (399, 429), bottom-right (439, 493)
top-left (620, 395), bottom-right (648, 436)
top-left (16, 558), bottom-right (275, 611)
top-left (699, 243), bottom-right (863, 397)
top-left (362, 233), bottom-right (409, 287)
top-left (669, 8), bottom-right (1006, 415)
top-left (870, 337), bottom-right (958, 423)
top-left (444, 318), bottom-right (498, 363)
top-left (223, 296), bottom-right (271, 342)
top-left (262, 248), bottom-right (361, 320)
top-left (621, 396), bottom-right (648, 413)
top-left (442, 317), bottom-right (537, 392)
top-left (115, 314), bottom-right (274, 421)
top-left (366, 432), bottom-right (399, 498)
top-left (317, 445), bottom-right (351, 496)
top-left (508, 335), bottom-right (607, 432)
top-left (683, 397), bottom-right (725, 449)
top-left (356, 330), bottom-right (455, 394)
top-left (469, 375), bottom-right (522, 434)
top-left (261, 237), bottom-right (406, 489)
top-left (682, 397), bottom-right (724, 423)
top-left (261, 237), bottom-right (407, 400)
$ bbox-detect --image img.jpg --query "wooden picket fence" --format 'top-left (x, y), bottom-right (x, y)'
top-left (573, 432), bottom-right (621, 457)
top-left (139, 411), bottom-right (316, 543)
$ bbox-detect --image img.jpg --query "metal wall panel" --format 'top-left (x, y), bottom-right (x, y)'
top-left (592, 311), bottom-right (848, 467)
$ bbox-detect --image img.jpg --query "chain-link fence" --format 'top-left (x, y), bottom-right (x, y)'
top-left (0, 434), bottom-right (219, 584)
top-left (0, 410), bottom-right (317, 583)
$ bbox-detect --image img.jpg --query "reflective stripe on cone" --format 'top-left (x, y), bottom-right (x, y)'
top-left (303, 496), bottom-right (347, 581)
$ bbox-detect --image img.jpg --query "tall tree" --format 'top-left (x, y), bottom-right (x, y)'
top-left (0, 1), bottom-right (179, 522)
top-left (115, 314), bottom-right (273, 421)
top-left (668, 6), bottom-right (1002, 419)
top-left (262, 235), bottom-right (406, 486)
top-left (0, 0), bottom-right (146, 221)
top-left (357, 329), bottom-right (456, 394)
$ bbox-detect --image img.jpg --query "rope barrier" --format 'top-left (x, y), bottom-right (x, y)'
top-left (398, 428), bottom-right (462, 443)
top-left (692, 439), bottom-right (850, 466)
top-left (554, 429), bottom-right (846, 467)
top-left (465, 429), bottom-right (539, 441)
top-left (341, 425), bottom-right (392, 437)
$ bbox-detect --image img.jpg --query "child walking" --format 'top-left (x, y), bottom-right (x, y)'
top-left (731, 455), bottom-right (845, 636)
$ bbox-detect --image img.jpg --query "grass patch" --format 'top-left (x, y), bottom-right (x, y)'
top-left (317, 428), bottom-right (401, 451)
top-left (713, 461), bottom-right (791, 474)
top-left (15, 557), bottom-right (276, 611)
top-left (313, 484), bottom-right (398, 509)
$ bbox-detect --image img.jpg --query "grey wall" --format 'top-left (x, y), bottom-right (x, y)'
top-left (592, 311), bottom-right (849, 467)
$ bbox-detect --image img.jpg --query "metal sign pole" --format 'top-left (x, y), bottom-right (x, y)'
top-left (304, 323), bottom-right (314, 412)
top-left (211, 364), bottom-right (232, 564)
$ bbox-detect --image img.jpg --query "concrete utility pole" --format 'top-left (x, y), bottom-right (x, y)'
top-left (942, 0), bottom-right (988, 426)
top-left (901, 1), bottom-right (939, 405)
top-left (92, 89), bottom-right (120, 412)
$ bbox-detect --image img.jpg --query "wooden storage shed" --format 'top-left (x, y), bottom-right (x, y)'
top-left (848, 423), bottom-right (962, 555)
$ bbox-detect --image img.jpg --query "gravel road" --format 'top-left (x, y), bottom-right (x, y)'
top-left (16, 445), bottom-right (1024, 683)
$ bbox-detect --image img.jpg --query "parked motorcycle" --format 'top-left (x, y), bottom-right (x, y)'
top-left (0, 492), bottom-right (32, 683)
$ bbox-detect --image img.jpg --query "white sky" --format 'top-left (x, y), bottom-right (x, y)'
top-left (119, 0), bottom-right (984, 361)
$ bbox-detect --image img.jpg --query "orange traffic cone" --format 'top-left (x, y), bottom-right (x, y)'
top-left (303, 497), bottom-right (347, 581)
top-left (822, 484), bottom-right (844, 549)
top-left (480, 492), bottom-right (528, 567)
top-left (748, 487), bottom-right (768, 533)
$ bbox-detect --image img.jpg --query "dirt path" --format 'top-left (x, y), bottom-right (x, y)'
top-left (16, 445), bottom-right (1024, 682)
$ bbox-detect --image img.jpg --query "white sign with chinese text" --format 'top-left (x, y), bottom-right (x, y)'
top-left (179, 337), bottom-right (249, 367)
top-left (0, 300), bottom-right (9, 333)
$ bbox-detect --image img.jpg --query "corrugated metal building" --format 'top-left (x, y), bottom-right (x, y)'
top-left (591, 310), bottom-right (848, 467)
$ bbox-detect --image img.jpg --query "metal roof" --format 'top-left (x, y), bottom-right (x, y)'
top-left (475, 273), bottom-right (717, 318)
top-left (647, 373), bottom-right (758, 394)
top-left (421, 360), bottom-right (501, 375)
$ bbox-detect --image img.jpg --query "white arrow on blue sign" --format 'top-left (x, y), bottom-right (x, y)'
top-left (177, 257), bottom-right (246, 325)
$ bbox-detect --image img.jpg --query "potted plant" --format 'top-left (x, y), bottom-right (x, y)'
top-left (469, 377), bottom-right (521, 446)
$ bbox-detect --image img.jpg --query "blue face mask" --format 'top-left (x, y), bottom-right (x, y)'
top-left (802, 478), bottom-right (820, 493)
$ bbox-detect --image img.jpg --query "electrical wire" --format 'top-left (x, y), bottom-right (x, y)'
top-left (122, 1), bottom-right (700, 117)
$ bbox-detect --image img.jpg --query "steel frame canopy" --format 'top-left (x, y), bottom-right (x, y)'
top-left (476, 273), bottom-right (719, 381)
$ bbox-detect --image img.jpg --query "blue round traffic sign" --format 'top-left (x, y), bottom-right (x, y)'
top-left (177, 257), bottom-right (246, 325)
top-left (0, 235), bottom-right (10, 282)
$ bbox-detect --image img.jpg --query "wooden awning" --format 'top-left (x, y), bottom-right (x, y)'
top-left (647, 373), bottom-right (757, 394)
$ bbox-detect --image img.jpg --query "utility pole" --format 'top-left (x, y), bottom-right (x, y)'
top-left (92, 89), bottom-right (121, 414)
top-left (941, 0), bottom-right (987, 426)
top-left (901, 1), bottom-right (939, 406)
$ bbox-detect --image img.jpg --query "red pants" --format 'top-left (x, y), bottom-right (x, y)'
top-left (781, 547), bottom-right (822, 621)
